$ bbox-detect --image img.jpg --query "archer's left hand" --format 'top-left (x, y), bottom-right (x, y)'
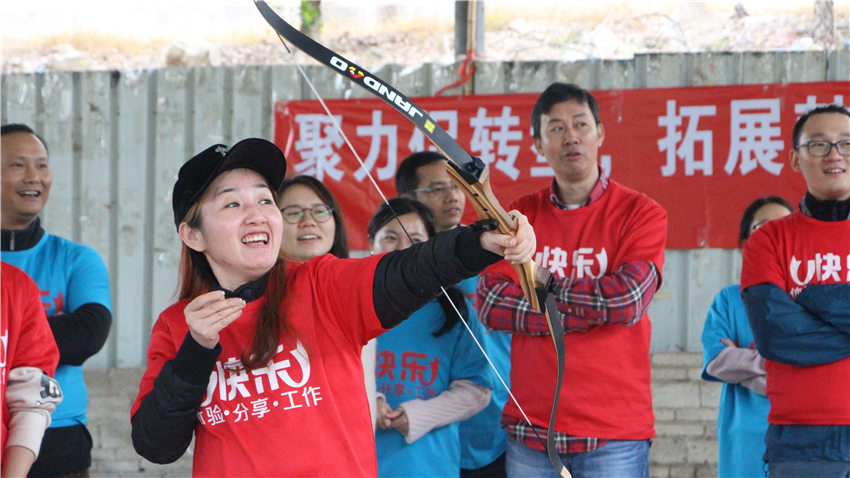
top-left (479, 210), bottom-right (536, 265)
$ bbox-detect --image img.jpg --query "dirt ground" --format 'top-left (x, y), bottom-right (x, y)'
top-left (2, 2), bottom-right (848, 74)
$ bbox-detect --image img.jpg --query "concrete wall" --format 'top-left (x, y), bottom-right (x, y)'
top-left (87, 353), bottom-right (722, 477)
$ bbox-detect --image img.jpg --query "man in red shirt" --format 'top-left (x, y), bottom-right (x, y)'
top-left (741, 104), bottom-right (850, 477)
top-left (476, 82), bottom-right (667, 477)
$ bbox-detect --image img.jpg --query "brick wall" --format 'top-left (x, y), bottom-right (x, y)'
top-left (650, 353), bottom-right (720, 478)
top-left (85, 353), bottom-right (721, 477)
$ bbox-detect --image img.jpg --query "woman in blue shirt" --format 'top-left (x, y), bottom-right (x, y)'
top-left (369, 197), bottom-right (493, 478)
top-left (701, 196), bottom-right (793, 478)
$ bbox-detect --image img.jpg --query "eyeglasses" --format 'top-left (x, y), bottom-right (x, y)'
top-left (410, 183), bottom-right (460, 198)
top-left (280, 205), bottom-right (334, 224)
top-left (797, 140), bottom-right (850, 157)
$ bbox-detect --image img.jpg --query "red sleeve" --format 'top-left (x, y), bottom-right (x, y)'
top-left (130, 304), bottom-right (184, 417)
top-left (618, 194), bottom-right (668, 285)
top-left (309, 254), bottom-right (386, 346)
top-left (741, 224), bottom-right (785, 291)
top-left (3, 263), bottom-right (59, 377)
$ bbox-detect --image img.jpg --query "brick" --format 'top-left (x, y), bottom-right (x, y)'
top-left (696, 463), bottom-right (719, 477)
top-left (655, 423), bottom-right (706, 437)
top-left (84, 369), bottom-right (109, 396)
top-left (687, 438), bottom-right (719, 464)
top-left (650, 437), bottom-right (687, 464)
top-left (652, 368), bottom-right (689, 380)
top-left (675, 407), bottom-right (718, 421)
top-left (653, 382), bottom-right (701, 408)
top-left (649, 465), bottom-right (670, 478)
top-left (88, 395), bottom-right (132, 419)
top-left (97, 419), bottom-right (134, 450)
top-left (653, 409), bottom-right (676, 421)
top-left (669, 464), bottom-right (697, 477)
top-left (687, 368), bottom-right (707, 381)
top-left (652, 353), bottom-right (703, 367)
top-left (108, 367), bottom-right (145, 389)
top-left (700, 381), bottom-right (723, 407)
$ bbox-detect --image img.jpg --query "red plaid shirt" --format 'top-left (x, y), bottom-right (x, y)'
top-left (477, 171), bottom-right (659, 454)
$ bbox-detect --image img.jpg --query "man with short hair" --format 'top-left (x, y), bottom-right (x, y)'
top-left (477, 83), bottom-right (667, 477)
top-left (396, 150), bottom-right (511, 478)
top-left (395, 151), bottom-right (466, 232)
top-left (741, 104), bottom-right (850, 477)
top-left (1, 123), bottom-right (112, 478)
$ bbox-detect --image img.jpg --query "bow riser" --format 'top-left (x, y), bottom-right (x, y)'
top-left (445, 163), bottom-right (543, 311)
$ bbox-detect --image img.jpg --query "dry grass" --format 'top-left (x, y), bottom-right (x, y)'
top-left (3, 30), bottom-right (170, 57)
top-left (2, 1), bottom-right (847, 73)
top-left (484, 1), bottom-right (834, 29)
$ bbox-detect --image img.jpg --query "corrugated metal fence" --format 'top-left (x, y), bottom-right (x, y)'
top-left (2, 50), bottom-right (848, 369)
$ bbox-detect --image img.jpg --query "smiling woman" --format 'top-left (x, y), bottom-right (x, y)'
top-left (129, 137), bottom-right (537, 477)
top-left (277, 175), bottom-right (349, 262)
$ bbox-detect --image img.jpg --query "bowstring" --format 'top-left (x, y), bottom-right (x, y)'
top-left (270, 30), bottom-right (546, 440)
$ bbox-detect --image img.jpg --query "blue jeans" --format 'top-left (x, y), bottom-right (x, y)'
top-left (506, 437), bottom-right (650, 478)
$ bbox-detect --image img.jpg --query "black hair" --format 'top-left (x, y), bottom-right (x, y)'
top-left (395, 151), bottom-right (448, 196)
top-left (278, 175), bottom-right (349, 259)
top-left (531, 82), bottom-right (601, 140)
top-left (1, 123), bottom-right (49, 155)
top-left (739, 196), bottom-right (794, 244)
top-left (367, 197), bottom-right (468, 336)
top-left (792, 104), bottom-right (850, 149)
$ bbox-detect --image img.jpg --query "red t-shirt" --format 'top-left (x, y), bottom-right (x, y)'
top-left (493, 181), bottom-right (667, 440)
top-left (1, 262), bottom-right (60, 454)
top-left (741, 212), bottom-right (850, 425)
top-left (132, 255), bottom-right (387, 477)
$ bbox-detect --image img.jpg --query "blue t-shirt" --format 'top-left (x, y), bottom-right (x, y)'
top-left (455, 275), bottom-right (512, 469)
top-left (3, 232), bottom-right (112, 428)
top-left (375, 298), bottom-right (492, 478)
top-left (701, 284), bottom-right (770, 478)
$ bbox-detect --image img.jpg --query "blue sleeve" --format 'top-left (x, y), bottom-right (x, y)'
top-left (701, 285), bottom-right (737, 382)
top-left (65, 243), bottom-right (112, 312)
top-left (742, 282), bottom-right (850, 366)
top-left (450, 305), bottom-right (493, 390)
top-left (796, 283), bottom-right (850, 333)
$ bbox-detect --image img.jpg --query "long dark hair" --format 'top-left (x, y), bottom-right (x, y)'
top-left (367, 197), bottom-right (468, 337)
top-left (738, 196), bottom-right (794, 246)
top-left (178, 192), bottom-right (293, 370)
top-left (278, 175), bottom-right (349, 258)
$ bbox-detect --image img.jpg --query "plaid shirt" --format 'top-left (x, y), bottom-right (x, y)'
top-left (478, 170), bottom-right (660, 454)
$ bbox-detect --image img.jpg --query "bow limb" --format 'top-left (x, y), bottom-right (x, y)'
top-left (254, 2), bottom-right (568, 476)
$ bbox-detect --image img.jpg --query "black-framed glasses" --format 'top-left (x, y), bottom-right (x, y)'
top-left (410, 183), bottom-right (460, 198)
top-left (797, 140), bottom-right (850, 157)
top-left (280, 205), bottom-right (334, 224)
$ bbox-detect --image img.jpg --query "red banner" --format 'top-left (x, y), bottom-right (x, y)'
top-left (274, 82), bottom-right (846, 251)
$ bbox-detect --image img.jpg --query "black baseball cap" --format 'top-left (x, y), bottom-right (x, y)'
top-left (172, 138), bottom-right (287, 230)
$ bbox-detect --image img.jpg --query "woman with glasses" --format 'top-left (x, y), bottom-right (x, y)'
top-left (368, 197), bottom-right (492, 478)
top-left (278, 175), bottom-right (381, 432)
top-left (278, 175), bottom-right (349, 261)
top-left (701, 196), bottom-right (793, 478)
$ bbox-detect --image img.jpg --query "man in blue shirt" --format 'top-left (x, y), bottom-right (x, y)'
top-left (1, 123), bottom-right (112, 478)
